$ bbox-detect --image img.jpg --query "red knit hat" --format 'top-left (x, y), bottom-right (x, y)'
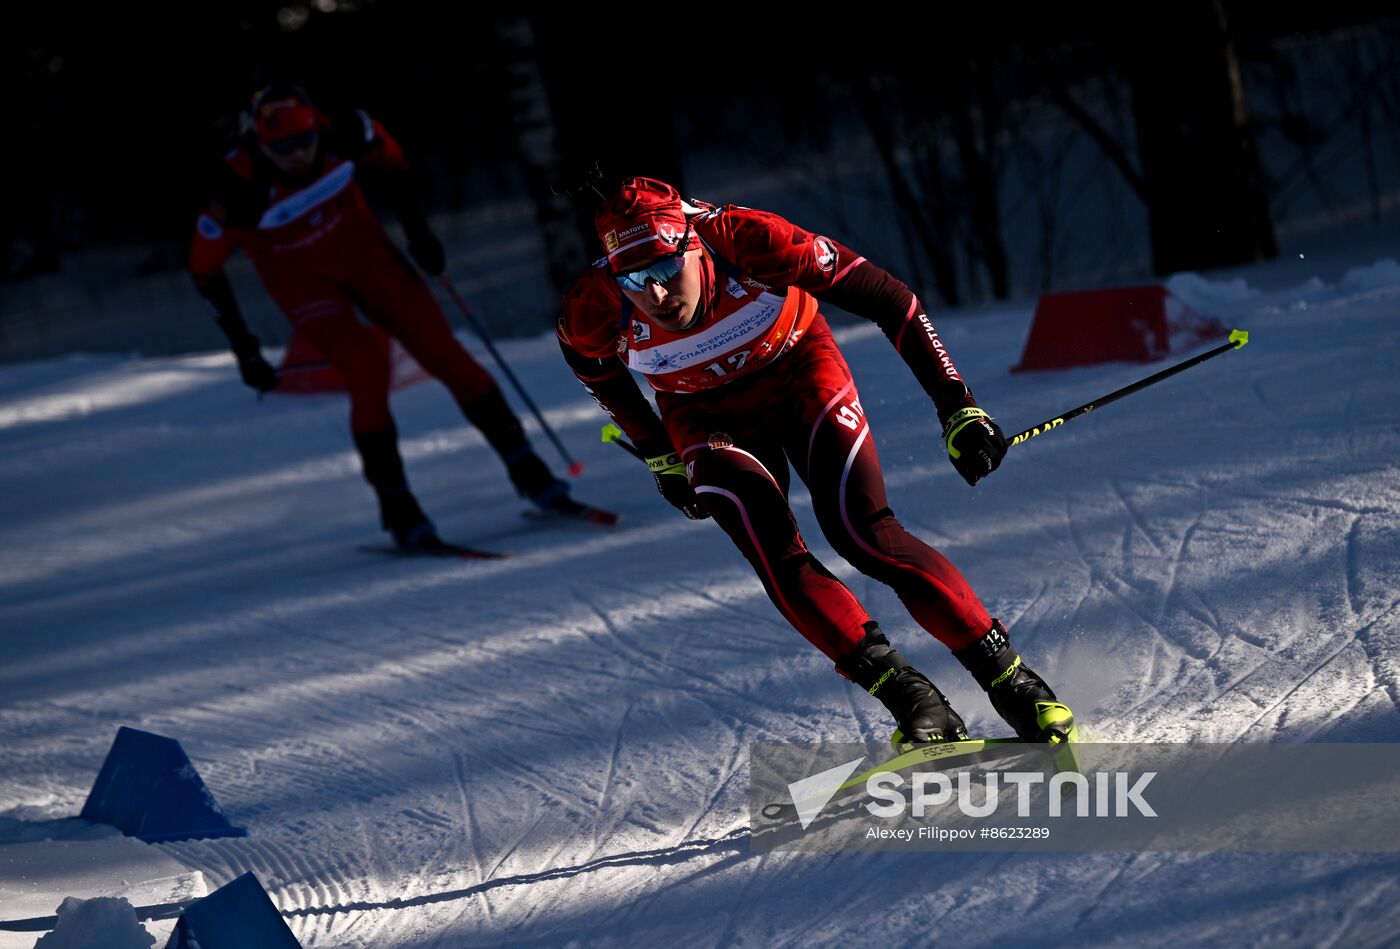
top-left (250, 86), bottom-right (319, 143)
top-left (595, 177), bottom-right (696, 273)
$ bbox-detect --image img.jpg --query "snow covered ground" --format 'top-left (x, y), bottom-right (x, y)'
top-left (2, 254), bottom-right (1398, 946)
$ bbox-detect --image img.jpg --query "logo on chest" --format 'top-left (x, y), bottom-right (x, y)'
top-left (627, 298), bottom-right (781, 376)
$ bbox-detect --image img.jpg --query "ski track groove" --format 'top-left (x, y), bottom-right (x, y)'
top-left (1236, 492), bottom-right (1390, 517)
top-left (481, 809), bottom-right (547, 893)
top-left (677, 732), bottom-right (747, 846)
top-left (481, 748), bottom-right (598, 817)
top-left (1093, 488), bottom-right (1314, 733)
top-left (679, 684), bottom-right (788, 737)
top-left (919, 852), bottom-right (1023, 933)
top-left (713, 849), bottom-right (774, 947)
top-left (1345, 514), bottom-right (1365, 617)
top-left (1238, 635), bottom-right (1368, 739)
top-left (574, 581), bottom-right (781, 700)
top-left (453, 751), bottom-right (496, 923)
top-left (1249, 376), bottom-right (1273, 413)
top-left (350, 821), bottom-right (395, 948)
top-left (585, 697), bottom-right (636, 863)
top-left (1318, 873), bottom-right (1398, 949)
top-left (674, 578), bottom-right (789, 641)
top-left (1111, 479), bottom-right (1165, 555)
top-left (1351, 602), bottom-right (1400, 718)
top-left (1003, 579), bottom-right (1052, 635)
top-left (521, 647), bottom-right (658, 692)
top-left (1156, 515), bottom-right (1201, 627)
top-left (579, 594), bottom-right (667, 669)
top-left (566, 589), bottom-right (743, 699)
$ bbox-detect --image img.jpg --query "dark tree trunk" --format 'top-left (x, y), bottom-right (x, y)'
top-left (1121, 2), bottom-right (1277, 274)
top-left (492, 15), bottom-right (590, 297)
top-left (851, 77), bottom-right (962, 308)
top-left (945, 59), bottom-right (1011, 299)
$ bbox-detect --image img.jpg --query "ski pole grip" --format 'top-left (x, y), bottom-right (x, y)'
top-left (601, 423), bottom-right (645, 460)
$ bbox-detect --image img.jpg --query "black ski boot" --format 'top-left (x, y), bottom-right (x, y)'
top-left (378, 486), bottom-right (439, 549)
top-left (354, 425), bottom-right (439, 549)
top-left (506, 448), bottom-right (571, 512)
top-left (954, 619), bottom-right (1074, 743)
top-left (837, 623), bottom-right (969, 746)
top-left (463, 388), bottom-right (570, 511)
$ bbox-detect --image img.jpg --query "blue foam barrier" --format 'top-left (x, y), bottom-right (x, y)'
top-left (169, 872), bottom-right (301, 948)
top-left (79, 726), bottom-right (246, 842)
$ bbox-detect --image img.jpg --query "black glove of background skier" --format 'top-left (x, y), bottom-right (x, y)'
top-left (942, 407), bottom-right (1006, 486)
top-left (232, 339), bottom-right (280, 393)
top-left (406, 228), bottom-right (445, 276)
top-left (644, 447), bottom-right (709, 520)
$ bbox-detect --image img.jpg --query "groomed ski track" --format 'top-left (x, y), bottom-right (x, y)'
top-left (2, 259), bottom-right (1398, 946)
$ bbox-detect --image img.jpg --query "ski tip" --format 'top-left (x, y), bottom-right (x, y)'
top-left (524, 500), bottom-right (621, 526)
top-left (358, 542), bottom-right (507, 560)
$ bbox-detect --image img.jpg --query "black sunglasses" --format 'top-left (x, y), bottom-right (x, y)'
top-left (263, 130), bottom-right (318, 157)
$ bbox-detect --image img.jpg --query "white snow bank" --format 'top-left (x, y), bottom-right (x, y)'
top-left (32, 897), bottom-right (154, 949)
top-left (0, 836), bottom-right (204, 949)
top-left (1164, 272), bottom-right (1259, 310)
top-left (1339, 257), bottom-right (1400, 291)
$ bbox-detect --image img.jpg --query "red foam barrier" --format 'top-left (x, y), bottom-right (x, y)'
top-left (274, 326), bottom-right (429, 394)
top-left (1013, 285), bottom-right (1225, 372)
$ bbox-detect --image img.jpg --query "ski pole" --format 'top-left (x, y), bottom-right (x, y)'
top-left (600, 423), bottom-right (645, 460)
top-left (1008, 329), bottom-right (1249, 448)
top-left (437, 274), bottom-right (584, 476)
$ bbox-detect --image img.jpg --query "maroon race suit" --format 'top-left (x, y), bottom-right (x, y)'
top-left (557, 203), bottom-right (995, 662)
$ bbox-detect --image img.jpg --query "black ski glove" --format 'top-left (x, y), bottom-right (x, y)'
top-left (644, 447), bottom-right (709, 520)
top-left (942, 406), bottom-right (1006, 486)
top-left (406, 229), bottom-right (445, 276)
top-left (232, 339), bottom-right (279, 393)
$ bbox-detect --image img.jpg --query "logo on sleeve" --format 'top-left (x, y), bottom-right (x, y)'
top-left (814, 236), bottom-right (838, 272)
top-left (604, 231), bottom-right (619, 252)
top-left (197, 214), bottom-right (224, 240)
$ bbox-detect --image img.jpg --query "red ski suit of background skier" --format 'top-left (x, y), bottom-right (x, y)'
top-left (188, 106), bottom-right (494, 433)
top-left (187, 87), bottom-right (571, 546)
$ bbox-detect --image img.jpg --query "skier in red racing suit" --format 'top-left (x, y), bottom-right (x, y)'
top-left (190, 84), bottom-right (573, 548)
top-left (557, 177), bottom-right (1074, 745)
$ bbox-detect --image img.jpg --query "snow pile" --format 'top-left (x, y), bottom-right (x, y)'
top-left (1164, 271), bottom-right (1259, 310)
top-left (1339, 257), bottom-right (1400, 291)
top-left (32, 898), bottom-right (154, 949)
